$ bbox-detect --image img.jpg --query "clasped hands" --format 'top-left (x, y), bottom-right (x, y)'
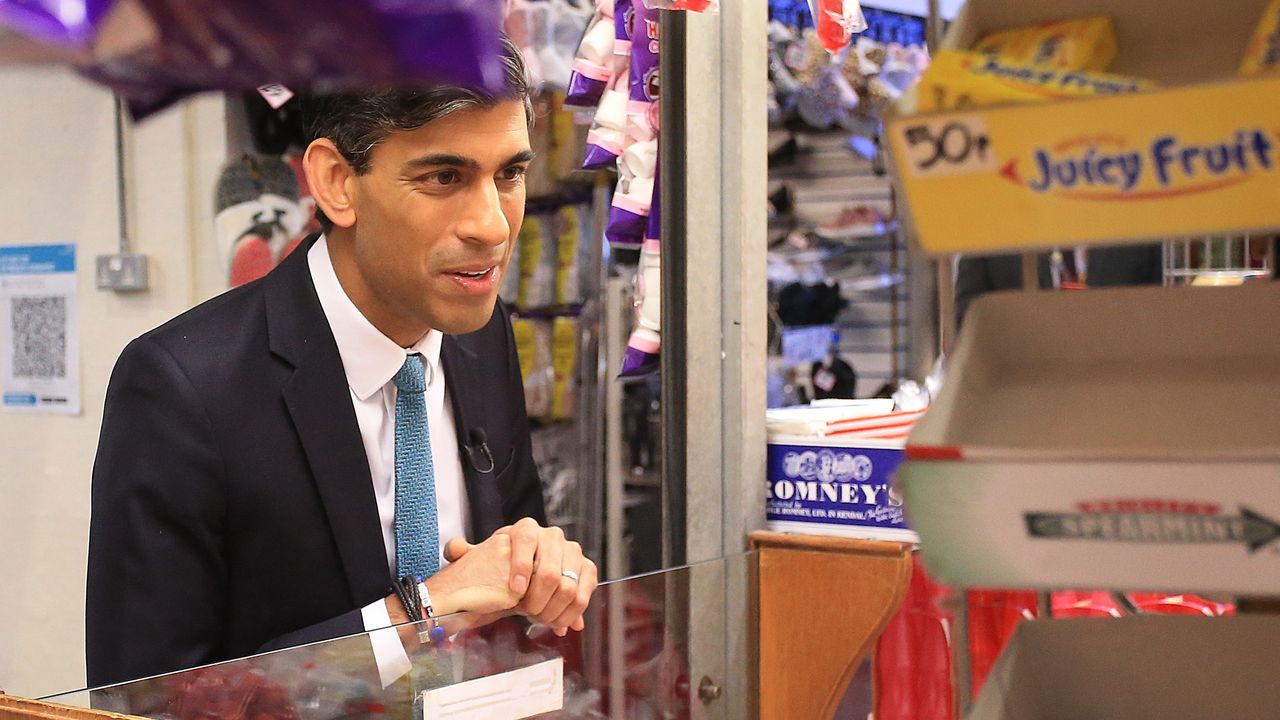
top-left (388, 517), bottom-right (598, 638)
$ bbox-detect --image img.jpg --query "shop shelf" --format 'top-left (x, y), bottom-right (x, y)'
top-left (899, 282), bottom-right (1280, 595)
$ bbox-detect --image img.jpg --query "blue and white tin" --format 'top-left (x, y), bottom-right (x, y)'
top-left (766, 435), bottom-right (917, 542)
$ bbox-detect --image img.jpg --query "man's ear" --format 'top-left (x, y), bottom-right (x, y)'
top-left (302, 138), bottom-right (357, 229)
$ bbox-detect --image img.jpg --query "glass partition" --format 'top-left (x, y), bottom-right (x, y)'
top-left (44, 552), bottom-right (758, 719)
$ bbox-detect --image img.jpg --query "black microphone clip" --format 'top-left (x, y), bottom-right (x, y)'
top-left (464, 427), bottom-right (496, 473)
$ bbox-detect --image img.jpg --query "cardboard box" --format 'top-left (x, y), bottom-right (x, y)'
top-left (970, 616), bottom-right (1280, 720)
top-left (887, 0), bottom-right (1280, 254)
top-left (899, 282), bottom-right (1280, 594)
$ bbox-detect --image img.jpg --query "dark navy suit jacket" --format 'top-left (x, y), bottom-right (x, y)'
top-left (86, 234), bottom-right (544, 687)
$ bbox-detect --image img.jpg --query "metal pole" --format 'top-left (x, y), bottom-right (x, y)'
top-left (607, 580), bottom-right (627, 719)
top-left (581, 180), bottom-right (611, 568)
top-left (953, 588), bottom-right (972, 716)
top-left (717, 0), bottom-right (769, 715)
top-left (926, 0), bottom-right (943, 50)
top-left (1021, 252), bottom-right (1038, 290)
top-left (660, 8), bottom-right (690, 571)
top-left (601, 275), bottom-right (628, 714)
top-left (114, 94), bottom-right (132, 255)
top-left (937, 255), bottom-right (956, 356)
top-left (604, 275), bottom-right (628, 583)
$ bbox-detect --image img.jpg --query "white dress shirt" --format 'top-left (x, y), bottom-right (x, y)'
top-left (308, 237), bottom-right (471, 685)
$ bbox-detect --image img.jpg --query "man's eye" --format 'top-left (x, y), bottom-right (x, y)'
top-left (499, 166), bottom-right (527, 182)
top-left (427, 171), bottom-right (461, 186)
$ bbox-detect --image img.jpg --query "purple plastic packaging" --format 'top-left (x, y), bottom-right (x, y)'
top-left (5, 0), bottom-right (508, 119)
top-left (605, 137), bottom-right (654, 246)
top-left (565, 65), bottom-right (609, 107)
top-left (605, 207), bottom-right (645, 247)
top-left (582, 142), bottom-right (621, 169)
top-left (582, 76), bottom-right (627, 170)
top-left (613, 0), bottom-right (633, 55)
top-left (619, 169), bottom-right (660, 377)
top-left (0, 0), bottom-right (112, 48)
top-left (620, 344), bottom-right (659, 376)
top-left (626, 0), bottom-right (660, 143)
top-left (606, 0), bottom-right (657, 245)
top-left (564, 1), bottom-right (615, 107)
top-left (628, 1), bottom-right (659, 104)
top-left (580, 0), bottom-right (633, 169)
top-left (645, 159), bottom-right (660, 242)
top-left (605, 147), bottom-right (649, 246)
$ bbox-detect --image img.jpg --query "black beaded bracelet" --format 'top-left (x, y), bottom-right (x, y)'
top-left (404, 575), bottom-right (423, 621)
top-left (392, 577), bottom-right (422, 623)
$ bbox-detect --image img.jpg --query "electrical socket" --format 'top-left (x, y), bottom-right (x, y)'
top-left (96, 253), bottom-right (149, 292)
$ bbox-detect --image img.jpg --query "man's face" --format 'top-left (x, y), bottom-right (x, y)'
top-left (341, 100), bottom-right (531, 340)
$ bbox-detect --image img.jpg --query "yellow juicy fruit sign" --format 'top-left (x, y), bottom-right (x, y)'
top-left (888, 76), bottom-right (1280, 254)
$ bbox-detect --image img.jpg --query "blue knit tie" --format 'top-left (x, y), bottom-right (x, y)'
top-left (393, 354), bottom-right (439, 580)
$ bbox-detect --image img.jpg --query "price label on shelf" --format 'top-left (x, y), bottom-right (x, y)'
top-left (888, 75), bottom-right (1280, 254)
top-left (894, 114), bottom-right (997, 178)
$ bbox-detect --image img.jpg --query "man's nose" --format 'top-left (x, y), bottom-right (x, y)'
top-left (458, 180), bottom-right (511, 247)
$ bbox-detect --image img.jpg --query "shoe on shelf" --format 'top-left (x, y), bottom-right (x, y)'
top-left (768, 185), bottom-right (795, 220)
top-left (768, 136), bottom-right (801, 167)
top-left (815, 205), bottom-right (892, 240)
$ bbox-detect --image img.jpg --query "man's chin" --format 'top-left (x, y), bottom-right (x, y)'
top-left (431, 296), bottom-right (499, 335)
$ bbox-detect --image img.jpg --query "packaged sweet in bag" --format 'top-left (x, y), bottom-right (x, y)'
top-left (9, 0), bottom-right (508, 119)
top-left (627, 0), bottom-right (661, 142)
top-left (807, 0), bottom-right (868, 55)
top-left (550, 316), bottom-right (578, 420)
top-left (581, 0), bottom-right (635, 168)
top-left (605, 138), bottom-right (657, 247)
top-left (619, 171), bottom-right (661, 377)
top-left (564, 0), bottom-right (616, 106)
top-left (554, 205), bottom-right (583, 305)
top-left (581, 68), bottom-right (630, 168)
top-left (972, 15), bottom-right (1118, 72)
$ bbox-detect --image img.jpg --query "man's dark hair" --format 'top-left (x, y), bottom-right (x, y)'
top-left (303, 35), bottom-right (534, 229)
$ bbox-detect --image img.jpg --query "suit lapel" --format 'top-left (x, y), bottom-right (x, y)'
top-left (441, 334), bottom-right (505, 540)
top-left (265, 237), bottom-right (390, 602)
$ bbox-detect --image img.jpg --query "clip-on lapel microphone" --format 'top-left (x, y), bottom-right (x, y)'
top-left (464, 428), bottom-right (496, 473)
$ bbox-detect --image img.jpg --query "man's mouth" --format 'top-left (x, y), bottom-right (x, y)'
top-left (442, 264), bottom-right (500, 294)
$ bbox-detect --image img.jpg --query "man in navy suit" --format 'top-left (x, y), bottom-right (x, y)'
top-left (87, 38), bottom-right (597, 687)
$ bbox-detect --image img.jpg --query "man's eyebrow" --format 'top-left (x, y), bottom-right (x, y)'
top-left (504, 149), bottom-right (537, 166)
top-left (403, 153), bottom-right (480, 171)
top-left (403, 149), bottom-right (536, 173)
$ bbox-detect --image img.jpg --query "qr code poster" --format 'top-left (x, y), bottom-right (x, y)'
top-left (0, 244), bottom-right (80, 415)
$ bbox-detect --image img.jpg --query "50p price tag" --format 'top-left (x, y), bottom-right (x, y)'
top-left (896, 115), bottom-right (997, 178)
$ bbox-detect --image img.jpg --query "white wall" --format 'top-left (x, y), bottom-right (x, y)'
top-left (0, 67), bottom-right (226, 698)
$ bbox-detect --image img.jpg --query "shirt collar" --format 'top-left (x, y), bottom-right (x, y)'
top-left (308, 236), bottom-right (442, 401)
